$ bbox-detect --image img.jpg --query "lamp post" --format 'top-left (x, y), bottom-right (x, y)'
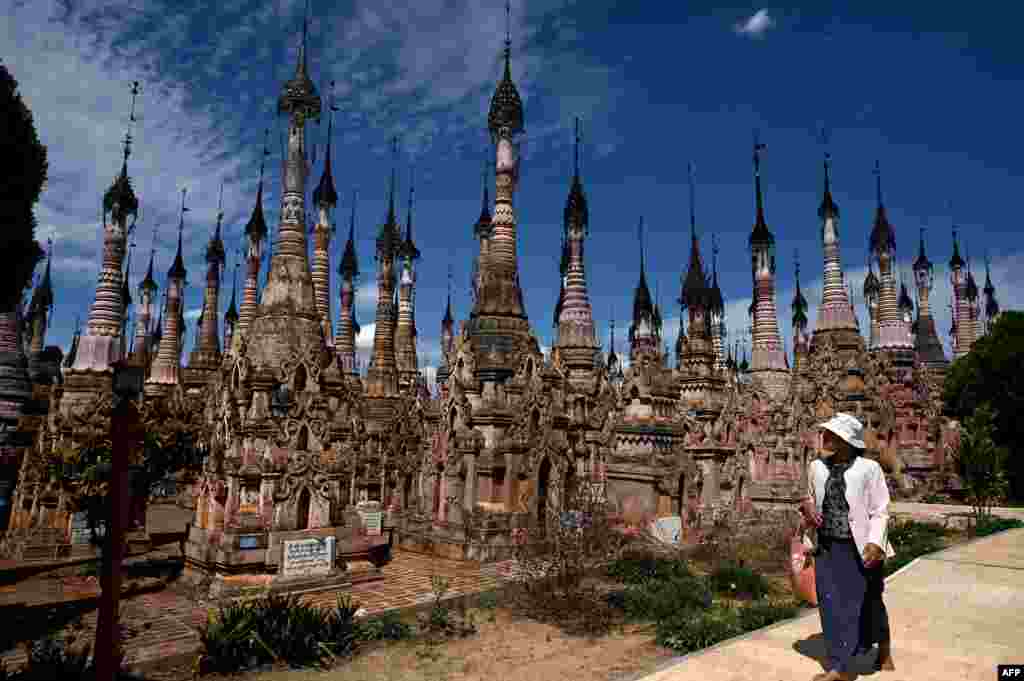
top-left (94, 358), bottom-right (145, 681)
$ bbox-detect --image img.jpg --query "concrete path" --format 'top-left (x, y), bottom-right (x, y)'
top-left (634, 527), bottom-right (1024, 681)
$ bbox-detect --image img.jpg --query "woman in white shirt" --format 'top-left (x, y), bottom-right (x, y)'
top-left (799, 413), bottom-right (895, 681)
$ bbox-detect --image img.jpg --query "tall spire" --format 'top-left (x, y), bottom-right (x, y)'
top-left (749, 131), bottom-right (772, 249)
top-left (147, 187), bottom-right (189, 392)
top-left (746, 132), bottom-right (788, 398)
top-left (911, 223), bottom-right (945, 367)
top-left (168, 187), bottom-right (188, 281)
top-left (311, 81), bottom-right (339, 344)
top-left (488, 0), bottom-right (524, 139)
top-left (555, 115), bottom-right (597, 368)
top-left (475, 157), bottom-right (493, 237)
top-left (630, 216), bottom-right (657, 362)
top-left (817, 127), bottom-right (839, 221)
top-left (563, 117), bottom-right (588, 235)
top-left (74, 80), bottom-right (142, 371)
top-left (336, 188), bottom-right (360, 376)
top-left (27, 238), bottom-right (55, 355)
top-left (688, 160), bottom-right (697, 239)
top-left (313, 80), bottom-right (339, 210)
top-left (792, 251), bottom-right (808, 332)
top-left (395, 164), bottom-right (422, 385)
top-left (869, 159), bottom-right (895, 255)
top-left (192, 179), bottom-right (228, 368)
top-left (245, 129), bottom-right (270, 242)
top-left (812, 134), bottom-right (858, 344)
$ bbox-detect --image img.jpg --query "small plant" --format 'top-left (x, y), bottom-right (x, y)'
top-left (707, 564), bottom-right (771, 600)
top-left (354, 611), bottom-right (413, 642)
top-left (417, 574), bottom-right (477, 642)
top-left (952, 404), bottom-right (1010, 527)
top-left (476, 591), bottom-right (499, 610)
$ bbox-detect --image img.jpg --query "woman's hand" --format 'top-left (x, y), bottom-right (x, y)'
top-left (862, 542), bottom-right (884, 568)
top-left (800, 498), bottom-right (822, 528)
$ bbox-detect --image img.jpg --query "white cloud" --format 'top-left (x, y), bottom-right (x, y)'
top-left (733, 9), bottom-right (775, 39)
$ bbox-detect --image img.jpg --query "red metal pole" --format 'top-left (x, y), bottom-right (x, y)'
top-left (94, 397), bottom-right (139, 681)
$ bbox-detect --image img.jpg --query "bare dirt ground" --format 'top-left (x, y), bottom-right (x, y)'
top-left (226, 608), bottom-right (676, 681)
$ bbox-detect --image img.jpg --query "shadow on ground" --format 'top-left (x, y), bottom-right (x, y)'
top-left (793, 633), bottom-right (882, 677)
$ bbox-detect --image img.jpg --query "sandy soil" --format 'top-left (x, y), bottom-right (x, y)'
top-left (228, 608), bottom-right (675, 681)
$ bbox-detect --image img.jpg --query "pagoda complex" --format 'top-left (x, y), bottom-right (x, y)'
top-left (0, 3), bottom-right (1006, 572)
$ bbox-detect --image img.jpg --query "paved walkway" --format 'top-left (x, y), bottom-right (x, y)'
top-left (633, 526), bottom-right (1024, 681)
top-left (889, 501), bottom-right (1024, 523)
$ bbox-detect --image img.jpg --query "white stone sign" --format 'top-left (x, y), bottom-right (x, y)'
top-left (648, 516), bottom-right (682, 545)
top-left (281, 536), bottom-right (336, 578)
top-left (359, 510), bottom-right (383, 536)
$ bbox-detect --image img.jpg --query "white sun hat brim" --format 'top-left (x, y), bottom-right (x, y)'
top-left (819, 413), bottom-right (866, 450)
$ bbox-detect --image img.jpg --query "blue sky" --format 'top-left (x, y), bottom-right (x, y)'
top-left (6, 0), bottom-right (1022, 377)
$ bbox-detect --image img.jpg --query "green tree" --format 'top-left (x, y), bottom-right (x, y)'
top-left (950, 404), bottom-right (1009, 525)
top-left (943, 311), bottom-right (1024, 501)
top-left (0, 61), bottom-right (48, 309)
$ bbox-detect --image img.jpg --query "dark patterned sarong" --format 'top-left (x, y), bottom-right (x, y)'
top-left (815, 536), bottom-right (890, 672)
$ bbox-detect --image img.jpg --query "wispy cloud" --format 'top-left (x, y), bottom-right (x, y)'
top-left (733, 9), bottom-right (775, 39)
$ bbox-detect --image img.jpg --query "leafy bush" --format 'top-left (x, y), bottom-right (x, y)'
top-left (656, 607), bottom-right (741, 652)
top-left (736, 600), bottom-right (800, 631)
top-left (655, 600), bottom-right (800, 653)
top-left (952, 404), bottom-right (1011, 521)
top-left (199, 592), bottom-right (361, 674)
top-left (707, 564), bottom-right (771, 600)
top-left (606, 553), bottom-right (692, 585)
top-left (620, 575), bottom-right (713, 623)
top-left (973, 516), bottom-right (1024, 537)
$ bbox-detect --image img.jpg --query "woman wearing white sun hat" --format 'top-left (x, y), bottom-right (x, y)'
top-left (799, 412), bottom-right (896, 681)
